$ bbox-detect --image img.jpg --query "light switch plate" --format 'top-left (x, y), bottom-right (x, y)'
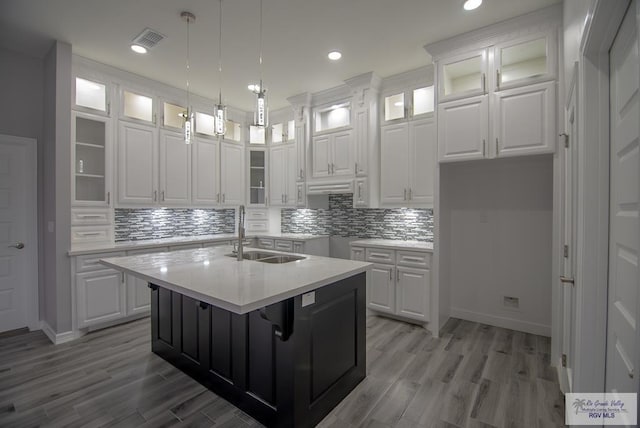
top-left (302, 291), bottom-right (315, 307)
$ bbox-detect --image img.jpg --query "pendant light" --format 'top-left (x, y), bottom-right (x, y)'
top-left (180, 11), bottom-right (195, 144)
top-left (253, 0), bottom-right (268, 127)
top-left (214, 0), bottom-right (227, 136)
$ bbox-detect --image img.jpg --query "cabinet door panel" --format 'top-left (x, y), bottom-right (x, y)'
top-left (77, 270), bottom-right (125, 328)
top-left (285, 145), bottom-right (298, 205)
top-left (192, 138), bottom-right (219, 206)
top-left (312, 135), bottom-right (331, 178)
top-left (331, 131), bottom-right (354, 176)
top-left (159, 131), bottom-right (191, 205)
top-left (220, 142), bottom-right (245, 205)
top-left (494, 81), bottom-right (556, 157)
top-left (354, 109), bottom-right (368, 176)
top-left (118, 122), bottom-right (157, 204)
top-left (396, 267), bottom-right (429, 322)
top-left (437, 95), bottom-right (488, 162)
top-left (269, 146), bottom-right (286, 206)
top-left (295, 123), bottom-right (306, 181)
top-left (368, 264), bottom-right (395, 314)
top-left (409, 118), bottom-right (436, 205)
top-left (381, 124), bottom-right (410, 205)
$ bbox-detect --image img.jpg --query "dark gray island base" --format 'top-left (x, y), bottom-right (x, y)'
top-left (149, 272), bottom-right (366, 428)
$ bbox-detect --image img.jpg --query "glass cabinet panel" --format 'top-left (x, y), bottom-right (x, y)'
top-left (442, 55), bottom-right (484, 97)
top-left (249, 125), bottom-right (266, 145)
top-left (272, 123), bottom-right (283, 143)
top-left (195, 112), bottom-right (216, 136)
top-left (74, 115), bottom-right (107, 203)
top-left (75, 78), bottom-right (107, 112)
top-left (249, 150), bottom-right (266, 204)
top-left (225, 120), bottom-right (242, 142)
top-left (384, 93), bottom-right (405, 121)
top-left (287, 120), bottom-right (295, 141)
top-left (412, 86), bottom-right (434, 116)
top-left (315, 103), bottom-right (350, 133)
top-left (123, 90), bottom-right (154, 122)
top-left (498, 37), bottom-right (547, 85)
top-left (163, 102), bottom-right (186, 129)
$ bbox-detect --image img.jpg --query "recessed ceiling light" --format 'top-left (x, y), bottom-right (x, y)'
top-left (131, 44), bottom-right (147, 54)
top-left (463, 0), bottom-right (482, 11)
top-left (328, 51), bottom-right (342, 61)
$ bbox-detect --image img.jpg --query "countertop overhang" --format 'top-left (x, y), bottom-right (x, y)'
top-left (100, 246), bottom-right (371, 314)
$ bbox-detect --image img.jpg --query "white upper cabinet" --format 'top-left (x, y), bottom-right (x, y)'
top-left (220, 141), bottom-right (245, 206)
top-left (191, 137), bottom-right (219, 206)
top-left (438, 95), bottom-right (489, 162)
top-left (269, 144), bottom-right (297, 207)
top-left (117, 121), bottom-right (158, 205)
top-left (224, 120), bottom-right (242, 143)
top-left (382, 85), bottom-right (435, 125)
top-left (74, 77), bottom-right (109, 115)
top-left (72, 111), bottom-right (112, 206)
top-left (311, 129), bottom-right (354, 179)
top-left (159, 130), bottom-right (191, 205)
top-left (494, 32), bottom-right (557, 91)
top-left (194, 112), bottom-right (216, 137)
top-left (438, 49), bottom-right (488, 103)
top-left (121, 89), bottom-right (155, 124)
top-left (249, 125), bottom-right (266, 145)
top-left (271, 120), bottom-right (295, 144)
top-left (162, 101), bottom-right (186, 130)
top-left (314, 102), bottom-right (351, 134)
top-left (248, 149), bottom-right (266, 206)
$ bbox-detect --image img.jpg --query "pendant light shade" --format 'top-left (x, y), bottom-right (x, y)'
top-left (214, 0), bottom-right (227, 136)
top-left (181, 11), bottom-right (195, 144)
top-left (253, 0), bottom-right (268, 127)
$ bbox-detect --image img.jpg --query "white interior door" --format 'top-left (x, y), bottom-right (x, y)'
top-left (0, 135), bottom-right (37, 333)
top-left (606, 3), bottom-right (639, 394)
top-left (559, 73), bottom-right (578, 393)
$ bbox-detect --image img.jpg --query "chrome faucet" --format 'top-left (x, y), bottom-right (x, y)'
top-left (237, 205), bottom-right (245, 261)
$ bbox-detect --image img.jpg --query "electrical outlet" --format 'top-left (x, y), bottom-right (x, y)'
top-left (503, 296), bottom-right (519, 309)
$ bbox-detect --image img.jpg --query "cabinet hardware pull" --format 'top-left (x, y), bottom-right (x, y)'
top-left (331, 163), bottom-right (335, 174)
top-left (496, 138), bottom-right (499, 156)
top-left (389, 269), bottom-right (392, 281)
top-left (153, 190), bottom-right (157, 202)
top-left (107, 192), bottom-right (110, 205)
top-left (404, 188), bottom-right (407, 200)
top-left (496, 70), bottom-right (500, 89)
top-left (121, 272), bottom-right (125, 283)
top-left (78, 232), bottom-right (101, 237)
top-left (402, 256), bottom-right (423, 262)
top-left (107, 102), bottom-right (111, 115)
top-left (358, 183), bottom-right (362, 199)
top-left (153, 114), bottom-right (157, 124)
top-left (299, 168), bottom-right (303, 179)
top-left (629, 369), bottom-right (634, 379)
top-left (355, 162), bottom-right (358, 173)
top-left (199, 301), bottom-right (209, 310)
top-left (147, 283), bottom-right (158, 290)
top-left (560, 276), bottom-right (575, 285)
top-left (482, 73), bottom-right (486, 94)
top-left (222, 193), bottom-right (225, 203)
top-left (328, 163), bottom-right (331, 175)
top-left (408, 188), bottom-right (412, 200)
top-left (216, 193), bottom-right (220, 203)
top-left (77, 214), bottom-right (103, 219)
top-left (161, 191), bottom-right (165, 201)
top-left (482, 139), bottom-right (486, 156)
top-left (396, 269), bottom-right (400, 281)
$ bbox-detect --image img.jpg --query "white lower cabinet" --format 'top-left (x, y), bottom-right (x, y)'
top-left (352, 245), bottom-right (431, 324)
top-left (76, 269), bottom-right (126, 328)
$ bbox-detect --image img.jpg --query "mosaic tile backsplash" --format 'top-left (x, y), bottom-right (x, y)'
top-left (282, 194), bottom-right (434, 242)
top-left (115, 208), bottom-right (235, 241)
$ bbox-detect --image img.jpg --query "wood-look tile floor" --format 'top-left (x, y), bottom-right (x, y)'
top-left (0, 316), bottom-right (564, 428)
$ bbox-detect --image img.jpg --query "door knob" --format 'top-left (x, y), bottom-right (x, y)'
top-left (8, 242), bottom-right (25, 249)
top-left (560, 276), bottom-right (575, 285)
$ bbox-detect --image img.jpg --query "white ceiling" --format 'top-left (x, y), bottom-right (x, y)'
top-left (0, 0), bottom-right (560, 111)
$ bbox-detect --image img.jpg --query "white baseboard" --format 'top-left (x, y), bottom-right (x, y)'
top-left (40, 320), bottom-right (85, 345)
top-left (450, 307), bottom-right (551, 336)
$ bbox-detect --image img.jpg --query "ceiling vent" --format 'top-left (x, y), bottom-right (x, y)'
top-left (131, 28), bottom-right (166, 51)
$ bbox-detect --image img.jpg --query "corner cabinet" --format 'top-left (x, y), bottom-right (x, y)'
top-left (432, 29), bottom-right (558, 163)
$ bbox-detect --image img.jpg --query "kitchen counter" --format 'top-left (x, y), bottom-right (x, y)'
top-left (350, 239), bottom-right (433, 252)
top-left (100, 245), bottom-right (370, 314)
top-left (68, 233), bottom-right (329, 256)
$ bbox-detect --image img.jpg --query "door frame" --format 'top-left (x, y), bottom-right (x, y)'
top-left (0, 134), bottom-right (39, 331)
top-left (569, 0), bottom-right (630, 393)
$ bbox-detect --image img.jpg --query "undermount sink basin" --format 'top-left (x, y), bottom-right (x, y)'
top-left (225, 251), bottom-right (306, 264)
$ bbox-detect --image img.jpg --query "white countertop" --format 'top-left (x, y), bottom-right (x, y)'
top-left (350, 239), bottom-right (433, 252)
top-left (100, 245), bottom-right (371, 314)
top-left (68, 233), bottom-right (329, 256)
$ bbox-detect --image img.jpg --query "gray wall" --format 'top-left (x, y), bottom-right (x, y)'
top-left (43, 41), bottom-right (72, 333)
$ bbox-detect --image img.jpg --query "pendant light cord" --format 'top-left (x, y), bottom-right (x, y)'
top-left (186, 14), bottom-right (191, 111)
top-left (218, 0), bottom-right (223, 103)
top-left (259, 0), bottom-right (263, 86)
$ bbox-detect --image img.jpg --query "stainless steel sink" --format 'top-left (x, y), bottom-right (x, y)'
top-left (225, 251), bottom-right (305, 264)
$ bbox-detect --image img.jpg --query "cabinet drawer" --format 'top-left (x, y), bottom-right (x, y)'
top-left (350, 247), bottom-right (365, 261)
top-left (246, 220), bottom-right (269, 232)
top-left (76, 251), bottom-right (125, 273)
top-left (274, 239), bottom-right (293, 251)
top-left (71, 208), bottom-right (111, 226)
top-left (396, 251), bottom-right (431, 269)
top-left (366, 248), bottom-right (395, 264)
top-left (258, 238), bottom-right (275, 249)
top-left (71, 225), bottom-right (113, 246)
top-left (246, 209), bottom-right (268, 220)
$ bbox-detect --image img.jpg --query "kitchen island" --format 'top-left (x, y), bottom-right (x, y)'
top-left (100, 246), bottom-right (371, 428)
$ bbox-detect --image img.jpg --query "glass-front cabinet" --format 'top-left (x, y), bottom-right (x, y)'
top-left (248, 149), bottom-right (266, 205)
top-left (494, 32), bottom-right (556, 90)
top-left (163, 101), bottom-right (186, 130)
top-left (74, 77), bottom-right (109, 115)
top-left (271, 120), bottom-right (295, 144)
top-left (72, 111), bottom-right (112, 206)
top-left (383, 86), bottom-right (434, 124)
top-left (121, 89), bottom-right (155, 124)
top-left (438, 49), bottom-right (488, 102)
top-left (314, 102), bottom-right (351, 134)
